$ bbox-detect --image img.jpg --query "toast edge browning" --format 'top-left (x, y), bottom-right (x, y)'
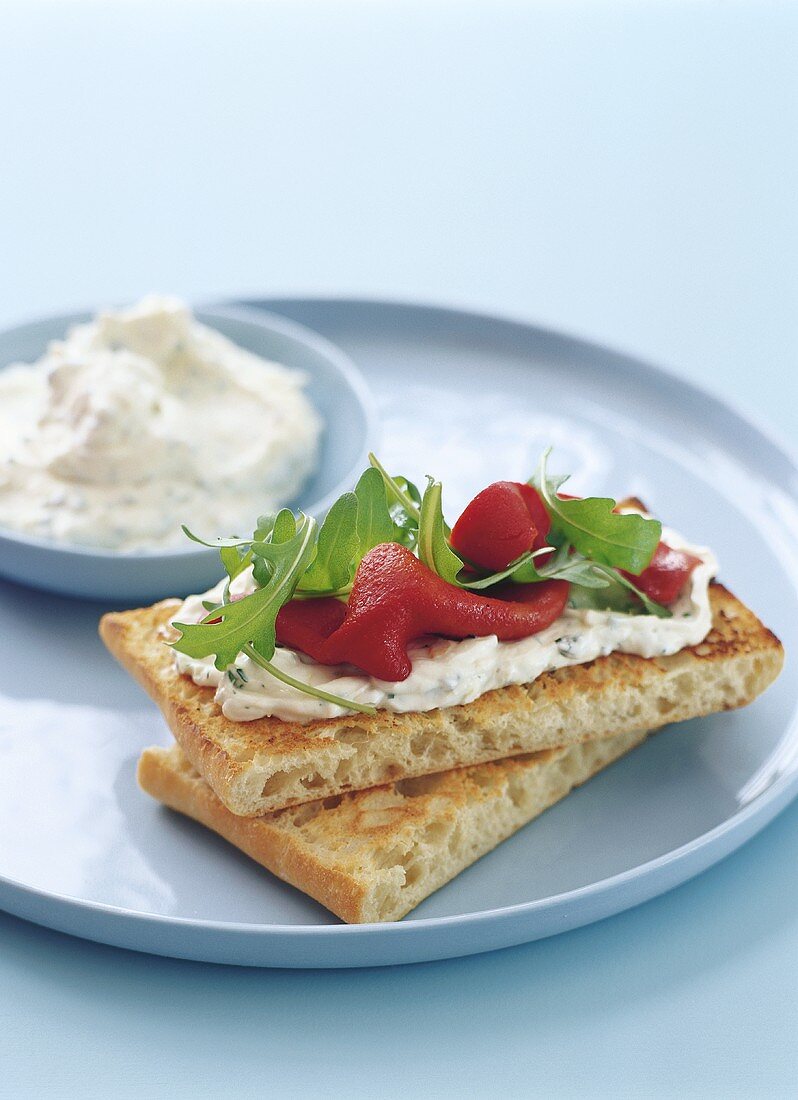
top-left (137, 729), bottom-right (650, 923)
top-left (101, 585), bottom-right (784, 818)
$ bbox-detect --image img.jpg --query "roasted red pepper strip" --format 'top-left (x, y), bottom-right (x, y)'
top-left (276, 595), bottom-right (346, 651)
top-left (622, 541), bottom-right (701, 605)
top-left (451, 481), bottom-right (551, 571)
top-left (276, 543), bottom-right (569, 681)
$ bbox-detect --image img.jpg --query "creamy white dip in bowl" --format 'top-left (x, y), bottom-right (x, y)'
top-left (0, 301), bottom-right (376, 601)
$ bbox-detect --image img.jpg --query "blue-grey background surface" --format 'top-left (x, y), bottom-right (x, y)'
top-left (1, 1), bottom-right (796, 1097)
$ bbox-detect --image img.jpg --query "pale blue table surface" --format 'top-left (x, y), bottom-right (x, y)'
top-left (1, 2), bottom-right (797, 1096)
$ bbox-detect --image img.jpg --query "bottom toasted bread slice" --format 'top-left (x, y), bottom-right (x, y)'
top-left (138, 728), bottom-right (649, 924)
top-left (104, 584), bottom-right (783, 817)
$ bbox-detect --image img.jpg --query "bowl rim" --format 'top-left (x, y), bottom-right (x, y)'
top-left (0, 300), bottom-right (379, 562)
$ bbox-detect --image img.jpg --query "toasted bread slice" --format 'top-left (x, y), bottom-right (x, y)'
top-left (138, 728), bottom-right (649, 923)
top-left (102, 584), bottom-right (783, 817)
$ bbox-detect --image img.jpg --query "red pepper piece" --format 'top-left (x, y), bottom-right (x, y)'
top-left (519, 483), bottom-right (553, 544)
top-left (275, 543), bottom-right (569, 682)
top-left (276, 596), bottom-right (347, 653)
top-left (451, 481), bottom-right (551, 571)
top-left (622, 542), bottom-right (701, 605)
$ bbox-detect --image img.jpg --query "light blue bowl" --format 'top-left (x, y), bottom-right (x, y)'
top-left (0, 303), bottom-right (377, 603)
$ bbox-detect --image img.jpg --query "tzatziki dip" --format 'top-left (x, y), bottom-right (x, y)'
top-left (0, 296), bottom-right (322, 551)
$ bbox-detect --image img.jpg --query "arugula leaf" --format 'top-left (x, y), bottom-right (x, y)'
top-left (366, 453), bottom-right (421, 549)
top-left (218, 544), bottom-right (253, 605)
top-left (531, 450), bottom-right (661, 574)
top-left (532, 556), bottom-right (612, 588)
top-left (455, 536), bottom-right (669, 617)
top-left (172, 514), bottom-right (317, 670)
top-left (565, 560), bottom-right (670, 617)
top-left (254, 513), bottom-right (277, 541)
top-left (181, 510), bottom-right (278, 553)
top-left (417, 478), bottom-right (464, 584)
top-left (567, 571), bottom-right (641, 614)
top-left (393, 475), bottom-right (422, 509)
top-left (354, 467), bottom-right (399, 551)
top-left (298, 469), bottom-right (400, 595)
top-left (457, 542), bottom-right (613, 591)
top-left (251, 508), bottom-right (299, 587)
top-left (182, 530), bottom-right (253, 609)
top-left (454, 547), bottom-right (549, 590)
top-left (271, 508), bottom-right (297, 543)
top-left (596, 564), bottom-right (671, 617)
top-left (219, 544), bottom-right (252, 582)
top-left (389, 475), bottom-right (421, 547)
top-left (300, 491), bottom-right (359, 593)
top-left (181, 526), bottom-right (252, 550)
top-left (183, 514), bottom-right (278, 609)
top-left (369, 453), bottom-right (420, 515)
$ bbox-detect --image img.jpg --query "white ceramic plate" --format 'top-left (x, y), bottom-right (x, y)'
top-left (1, 298), bottom-right (796, 968)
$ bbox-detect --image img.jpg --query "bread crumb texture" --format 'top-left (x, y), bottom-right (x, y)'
top-left (138, 728), bottom-right (648, 923)
top-left (101, 584), bottom-right (783, 817)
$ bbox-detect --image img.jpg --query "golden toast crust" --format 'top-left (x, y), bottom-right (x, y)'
top-left (101, 584), bottom-right (783, 817)
top-left (138, 729), bottom-right (649, 923)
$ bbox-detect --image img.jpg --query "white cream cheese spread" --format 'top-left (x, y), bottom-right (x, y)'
top-left (0, 296), bottom-right (321, 550)
top-left (172, 523), bottom-right (717, 726)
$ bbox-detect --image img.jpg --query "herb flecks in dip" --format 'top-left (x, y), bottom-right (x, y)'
top-left (174, 526), bottom-right (715, 724)
top-left (169, 452), bottom-right (716, 724)
top-left (0, 296), bottom-right (321, 550)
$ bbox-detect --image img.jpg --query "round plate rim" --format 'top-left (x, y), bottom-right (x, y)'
top-left (245, 293), bottom-right (798, 483)
top-left (1, 749), bottom-right (796, 941)
top-left (1, 294), bottom-right (796, 965)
